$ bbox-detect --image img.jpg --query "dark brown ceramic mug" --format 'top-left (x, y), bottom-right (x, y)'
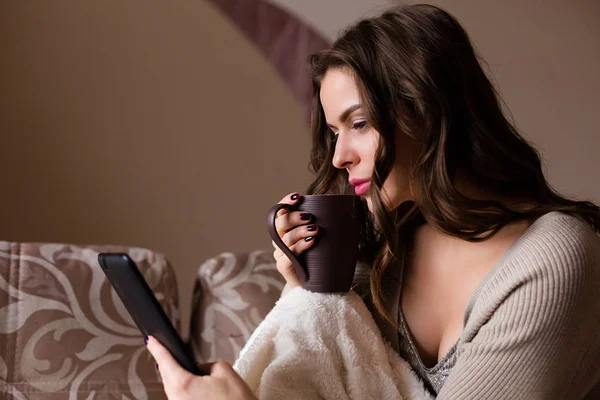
top-left (266, 194), bottom-right (362, 293)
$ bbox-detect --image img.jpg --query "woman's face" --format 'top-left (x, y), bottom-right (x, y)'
top-left (320, 67), bottom-right (417, 211)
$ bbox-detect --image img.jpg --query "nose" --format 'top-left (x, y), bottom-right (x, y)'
top-left (332, 133), bottom-right (358, 170)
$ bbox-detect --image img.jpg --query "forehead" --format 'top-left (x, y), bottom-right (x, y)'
top-left (319, 67), bottom-right (360, 116)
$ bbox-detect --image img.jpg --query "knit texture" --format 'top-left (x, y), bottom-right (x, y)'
top-left (402, 212), bottom-right (600, 399)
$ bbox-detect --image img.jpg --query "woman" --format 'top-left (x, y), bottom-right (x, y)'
top-left (147, 4), bottom-right (600, 399)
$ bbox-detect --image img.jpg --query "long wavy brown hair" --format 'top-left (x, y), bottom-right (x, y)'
top-left (305, 4), bottom-right (600, 325)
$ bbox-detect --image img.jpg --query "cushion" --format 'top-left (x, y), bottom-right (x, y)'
top-left (189, 250), bottom-right (285, 364)
top-left (0, 242), bottom-right (178, 399)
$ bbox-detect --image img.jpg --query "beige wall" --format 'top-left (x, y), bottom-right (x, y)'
top-left (0, 1), bottom-right (312, 336)
top-left (273, 0), bottom-right (600, 202)
top-left (417, 0), bottom-right (600, 203)
top-left (1, 1), bottom-right (598, 337)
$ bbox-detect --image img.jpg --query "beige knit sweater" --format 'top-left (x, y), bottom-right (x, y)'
top-left (354, 211), bottom-right (600, 399)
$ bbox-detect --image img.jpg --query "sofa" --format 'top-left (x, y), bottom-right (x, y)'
top-left (0, 241), bottom-right (285, 399)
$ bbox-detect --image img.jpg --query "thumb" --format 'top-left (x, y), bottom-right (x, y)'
top-left (209, 361), bottom-right (236, 378)
top-left (210, 361), bottom-right (254, 395)
top-left (146, 336), bottom-right (193, 384)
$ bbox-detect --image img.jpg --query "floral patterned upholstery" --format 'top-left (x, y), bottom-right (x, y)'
top-left (0, 242), bottom-right (179, 400)
top-left (189, 250), bottom-right (285, 364)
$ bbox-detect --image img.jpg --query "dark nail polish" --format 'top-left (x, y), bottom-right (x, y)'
top-left (144, 336), bottom-right (148, 345)
top-left (305, 236), bottom-right (314, 242)
top-left (300, 213), bottom-right (311, 221)
top-left (291, 193), bottom-right (299, 201)
top-left (156, 363), bottom-right (159, 370)
top-left (307, 224), bottom-right (317, 232)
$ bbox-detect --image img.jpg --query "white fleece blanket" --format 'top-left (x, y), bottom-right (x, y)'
top-left (233, 287), bottom-right (433, 400)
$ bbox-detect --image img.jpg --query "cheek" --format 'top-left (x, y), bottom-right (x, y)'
top-left (357, 131), bottom-right (379, 166)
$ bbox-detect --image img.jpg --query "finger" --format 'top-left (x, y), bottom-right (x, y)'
top-left (273, 238), bottom-right (315, 287)
top-left (276, 236), bottom-right (316, 262)
top-left (146, 336), bottom-right (193, 385)
top-left (272, 238), bottom-right (316, 267)
top-left (272, 245), bottom-right (285, 258)
top-left (275, 211), bottom-right (313, 237)
top-left (280, 224), bottom-right (318, 247)
top-left (278, 192), bottom-right (300, 205)
top-left (275, 192), bottom-right (300, 217)
top-left (274, 193), bottom-right (303, 232)
top-left (272, 225), bottom-right (318, 260)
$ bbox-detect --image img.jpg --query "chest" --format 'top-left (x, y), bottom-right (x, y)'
top-left (400, 227), bottom-right (524, 367)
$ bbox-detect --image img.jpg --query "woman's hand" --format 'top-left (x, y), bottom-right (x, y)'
top-left (146, 336), bottom-right (256, 400)
top-left (271, 192), bottom-right (319, 289)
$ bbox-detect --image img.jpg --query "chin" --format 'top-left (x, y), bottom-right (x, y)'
top-left (364, 185), bottom-right (414, 213)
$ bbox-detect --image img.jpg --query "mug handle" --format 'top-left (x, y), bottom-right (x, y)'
top-left (266, 203), bottom-right (308, 283)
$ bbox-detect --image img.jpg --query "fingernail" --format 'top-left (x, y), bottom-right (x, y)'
top-left (144, 336), bottom-right (148, 345)
top-left (300, 213), bottom-right (311, 221)
top-left (305, 236), bottom-right (314, 242)
top-left (156, 363), bottom-right (159, 370)
top-left (291, 193), bottom-right (299, 201)
top-left (307, 224), bottom-right (317, 232)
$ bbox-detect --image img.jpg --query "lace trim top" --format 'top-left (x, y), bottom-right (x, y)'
top-left (397, 309), bottom-right (458, 395)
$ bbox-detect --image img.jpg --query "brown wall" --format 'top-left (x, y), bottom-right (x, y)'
top-left (0, 1), bottom-right (312, 336)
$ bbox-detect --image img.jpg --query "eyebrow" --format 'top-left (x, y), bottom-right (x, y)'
top-left (326, 104), bottom-right (361, 129)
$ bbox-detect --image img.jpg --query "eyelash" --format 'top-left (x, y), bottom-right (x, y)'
top-left (352, 120), bottom-right (368, 130)
top-left (330, 120), bottom-right (369, 142)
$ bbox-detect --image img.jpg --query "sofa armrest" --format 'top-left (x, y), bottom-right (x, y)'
top-left (189, 250), bottom-right (284, 364)
top-left (0, 241), bottom-right (178, 399)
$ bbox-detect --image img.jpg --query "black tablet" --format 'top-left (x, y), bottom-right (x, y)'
top-left (97, 253), bottom-right (207, 375)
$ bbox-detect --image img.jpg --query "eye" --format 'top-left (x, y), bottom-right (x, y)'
top-left (351, 120), bottom-right (368, 130)
top-left (329, 129), bottom-right (339, 143)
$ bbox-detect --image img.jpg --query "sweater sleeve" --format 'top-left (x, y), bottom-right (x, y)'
top-left (437, 217), bottom-right (600, 400)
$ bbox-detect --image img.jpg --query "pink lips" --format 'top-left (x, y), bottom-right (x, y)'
top-left (349, 178), bottom-right (371, 196)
